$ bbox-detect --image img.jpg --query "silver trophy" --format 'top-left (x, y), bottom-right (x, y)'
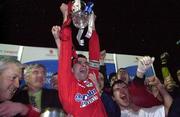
top-left (72, 10), bottom-right (89, 29)
top-left (72, 0), bottom-right (89, 29)
top-left (40, 108), bottom-right (66, 117)
top-left (71, 0), bottom-right (94, 46)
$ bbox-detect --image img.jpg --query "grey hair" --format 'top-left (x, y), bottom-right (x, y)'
top-left (0, 57), bottom-right (22, 75)
top-left (24, 63), bottom-right (46, 79)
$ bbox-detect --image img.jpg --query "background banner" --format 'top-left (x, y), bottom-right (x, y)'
top-left (21, 46), bottom-right (58, 88)
top-left (0, 43), bottom-right (155, 88)
top-left (0, 44), bottom-right (20, 59)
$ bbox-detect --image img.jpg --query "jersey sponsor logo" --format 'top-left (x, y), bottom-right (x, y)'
top-left (75, 88), bottom-right (98, 108)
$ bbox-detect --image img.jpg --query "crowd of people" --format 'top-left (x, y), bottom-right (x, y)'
top-left (0, 2), bottom-right (180, 117)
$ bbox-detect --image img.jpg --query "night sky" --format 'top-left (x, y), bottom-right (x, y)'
top-left (0, 0), bottom-right (180, 78)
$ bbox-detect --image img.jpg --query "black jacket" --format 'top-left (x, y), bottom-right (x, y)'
top-left (12, 88), bottom-right (62, 112)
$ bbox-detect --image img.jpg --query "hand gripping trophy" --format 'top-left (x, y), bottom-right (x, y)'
top-left (71, 0), bottom-right (95, 46)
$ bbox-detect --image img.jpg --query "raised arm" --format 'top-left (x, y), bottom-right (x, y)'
top-left (147, 76), bottom-right (173, 116)
top-left (88, 14), bottom-right (100, 80)
top-left (51, 25), bottom-right (61, 50)
top-left (58, 3), bottom-right (76, 111)
top-left (136, 56), bottom-right (155, 78)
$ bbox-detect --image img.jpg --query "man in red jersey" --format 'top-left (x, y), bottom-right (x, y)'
top-left (57, 3), bottom-right (107, 117)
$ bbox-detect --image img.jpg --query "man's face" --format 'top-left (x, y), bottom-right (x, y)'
top-left (26, 67), bottom-right (45, 90)
top-left (110, 75), bottom-right (117, 87)
top-left (177, 69), bottom-right (180, 82)
top-left (117, 69), bottom-right (129, 84)
top-left (0, 63), bottom-right (22, 101)
top-left (113, 82), bottom-right (130, 108)
top-left (73, 57), bottom-right (89, 81)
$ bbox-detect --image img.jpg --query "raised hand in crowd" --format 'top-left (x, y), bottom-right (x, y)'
top-left (137, 56), bottom-right (155, 78)
top-left (146, 76), bottom-right (173, 116)
top-left (51, 25), bottom-right (61, 49)
top-left (144, 76), bottom-right (163, 101)
top-left (160, 52), bottom-right (177, 92)
top-left (60, 3), bottom-right (68, 23)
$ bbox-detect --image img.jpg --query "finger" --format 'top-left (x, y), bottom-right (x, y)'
top-left (57, 26), bottom-right (61, 30)
top-left (52, 27), bottom-right (56, 32)
top-left (140, 59), bottom-right (146, 67)
top-left (151, 57), bottom-right (155, 62)
top-left (147, 76), bottom-right (155, 81)
top-left (88, 73), bottom-right (93, 77)
top-left (58, 27), bottom-right (61, 31)
top-left (148, 79), bottom-right (159, 85)
top-left (144, 56), bottom-right (150, 64)
top-left (100, 50), bottom-right (106, 55)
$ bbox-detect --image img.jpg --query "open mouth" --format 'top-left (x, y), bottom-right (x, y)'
top-left (9, 87), bottom-right (17, 97)
top-left (120, 94), bottom-right (129, 103)
top-left (121, 95), bottom-right (127, 100)
top-left (80, 68), bottom-right (87, 73)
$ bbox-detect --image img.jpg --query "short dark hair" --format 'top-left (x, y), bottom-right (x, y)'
top-left (109, 72), bottom-right (117, 82)
top-left (72, 54), bottom-right (87, 67)
top-left (111, 80), bottom-right (128, 96)
top-left (77, 54), bottom-right (87, 59)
